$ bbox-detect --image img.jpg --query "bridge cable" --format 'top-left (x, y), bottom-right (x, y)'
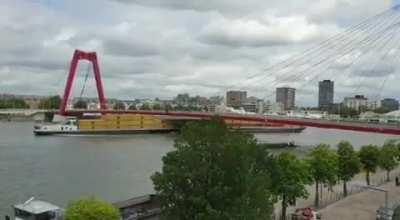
top-left (79, 62), bottom-right (92, 99)
top-left (272, 20), bottom-right (400, 105)
top-left (259, 13), bottom-right (400, 101)
top-left (215, 7), bottom-right (399, 96)
top-left (353, 20), bottom-right (400, 96)
top-left (257, 13), bottom-right (400, 100)
top-left (259, 12), bottom-right (400, 88)
top-left (224, 9), bottom-right (399, 100)
top-left (373, 27), bottom-right (400, 102)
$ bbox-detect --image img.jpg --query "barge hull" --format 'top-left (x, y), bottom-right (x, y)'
top-left (34, 128), bottom-right (177, 136)
top-left (34, 126), bottom-right (304, 136)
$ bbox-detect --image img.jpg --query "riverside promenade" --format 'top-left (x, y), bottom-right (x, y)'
top-left (319, 180), bottom-right (400, 220)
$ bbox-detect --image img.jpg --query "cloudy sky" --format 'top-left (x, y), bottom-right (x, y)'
top-left (1, 0), bottom-right (400, 106)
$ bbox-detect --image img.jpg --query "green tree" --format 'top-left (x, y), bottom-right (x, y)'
top-left (38, 95), bottom-right (61, 109)
top-left (374, 107), bottom-right (391, 114)
top-left (307, 144), bottom-right (338, 208)
top-left (113, 101), bottom-right (125, 110)
top-left (174, 104), bottom-right (185, 111)
top-left (333, 106), bottom-right (359, 118)
top-left (73, 100), bottom-right (88, 109)
top-left (64, 197), bottom-right (120, 220)
top-left (140, 103), bottom-right (151, 110)
top-left (396, 142), bottom-right (400, 160)
top-left (359, 145), bottom-right (380, 185)
top-left (128, 104), bottom-right (137, 110)
top-left (0, 98), bottom-right (29, 109)
top-left (152, 118), bottom-right (276, 220)
top-left (164, 104), bottom-right (172, 113)
top-left (273, 152), bottom-right (311, 220)
top-left (337, 141), bottom-right (361, 196)
top-left (152, 103), bottom-right (162, 110)
top-left (379, 141), bottom-right (399, 182)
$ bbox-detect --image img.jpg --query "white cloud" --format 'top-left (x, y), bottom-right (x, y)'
top-left (0, 0), bottom-right (398, 107)
top-left (200, 15), bottom-right (323, 47)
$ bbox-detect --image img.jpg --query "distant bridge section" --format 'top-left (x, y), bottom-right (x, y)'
top-left (0, 109), bottom-right (50, 115)
top-left (61, 110), bottom-right (400, 135)
top-left (0, 109), bottom-right (55, 121)
top-left (6, 108), bottom-right (396, 135)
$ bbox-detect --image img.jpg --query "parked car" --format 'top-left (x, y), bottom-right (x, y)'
top-left (292, 207), bottom-right (321, 220)
top-left (376, 206), bottom-right (394, 220)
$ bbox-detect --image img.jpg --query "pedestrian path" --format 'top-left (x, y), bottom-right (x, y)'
top-left (319, 181), bottom-right (400, 220)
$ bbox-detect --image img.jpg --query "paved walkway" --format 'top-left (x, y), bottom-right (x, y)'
top-left (319, 181), bottom-right (400, 220)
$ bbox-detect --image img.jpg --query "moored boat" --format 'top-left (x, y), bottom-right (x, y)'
top-left (7, 197), bottom-right (63, 220)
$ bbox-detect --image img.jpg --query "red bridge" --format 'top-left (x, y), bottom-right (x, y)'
top-left (57, 50), bottom-right (400, 135)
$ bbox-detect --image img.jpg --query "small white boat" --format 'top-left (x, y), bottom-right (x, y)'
top-left (34, 118), bottom-right (78, 135)
top-left (8, 197), bottom-right (63, 220)
top-left (33, 116), bottom-right (177, 136)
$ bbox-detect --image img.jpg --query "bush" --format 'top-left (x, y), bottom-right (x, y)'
top-left (64, 197), bottom-right (120, 220)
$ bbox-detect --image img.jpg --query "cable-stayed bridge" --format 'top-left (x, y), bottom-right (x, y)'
top-left (48, 5), bottom-right (400, 135)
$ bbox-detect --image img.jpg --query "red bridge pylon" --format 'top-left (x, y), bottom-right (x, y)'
top-left (59, 50), bottom-right (108, 115)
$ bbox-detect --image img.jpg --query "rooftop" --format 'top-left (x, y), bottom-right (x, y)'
top-left (14, 199), bottom-right (60, 214)
top-left (113, 195), bottom-right (155, 208)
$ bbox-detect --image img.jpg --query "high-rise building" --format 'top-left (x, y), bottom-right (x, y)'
top-left (343, 95), bottom-right (368, 111)
top-left (318, 80), bottom-right (334, 110)
top-left (226, 90), bottom-right (247, 108)
top-left (276, 87), bottom-right (296, 110)
top-left (366, 100), bottom-right (381, 110)
top-left (381, 98), bottom-right (399, 112)
top-left (264, 100), bottom-right (284, 113)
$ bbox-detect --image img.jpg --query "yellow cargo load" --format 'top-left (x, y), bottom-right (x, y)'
top-left (77, 114), bottom-right (173, 131)
top-left (102, 114), bottom-right (142, 121)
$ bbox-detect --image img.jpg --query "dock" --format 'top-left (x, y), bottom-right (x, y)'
top-left (113, 194), bottom-right (161, 220)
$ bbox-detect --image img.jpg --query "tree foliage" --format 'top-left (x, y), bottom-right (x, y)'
top-left (73, 100), bottom-right (88, 109)
top-left (64, 197), bottom-right (120, 220)
top-left (140, 103), bottom-right (151, 110)
top-left (152, 118), bottom-right (276, 220)
top-left (379, 141), bottom-right (399, 181)
top-left (307, 144), bottom-right (338, 208)
top-left (337, 141), bottom-right (361, 196)
top-left (38, 95), bottom-right (61, 109)
top-left (374, 107), bottom-right (392, 114)
top-left (128, 104), bottom-right (137, 110)
top-left (331, 106), bottom-right (359, 118)
top-left (273, 152), bottom-right (311, 220)
top-left (0, 98), bottom-right (29, 109)
top-left (359, 145), bottom-right (380, 185)
top-left (113, 101), bottom-right (125, 110)
top-left (152, 103), bottom-right (161, 110)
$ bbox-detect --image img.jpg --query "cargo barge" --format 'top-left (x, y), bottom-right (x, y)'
top-left (33, 114), bottom-right (306, 136)
top-left (34, 114), bottom-right (177, 136)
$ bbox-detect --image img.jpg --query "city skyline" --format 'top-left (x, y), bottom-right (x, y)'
top-left (2, 82), bottom-right (400, 110)
top-left (1, 1), bottom-right (400, 107)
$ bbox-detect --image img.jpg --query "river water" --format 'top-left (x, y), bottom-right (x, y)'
top-left (0, 121), bottom-right (399, 215)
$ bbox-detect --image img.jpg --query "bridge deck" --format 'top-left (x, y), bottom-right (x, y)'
top-left (56, 110), bottom-right (400, 135)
